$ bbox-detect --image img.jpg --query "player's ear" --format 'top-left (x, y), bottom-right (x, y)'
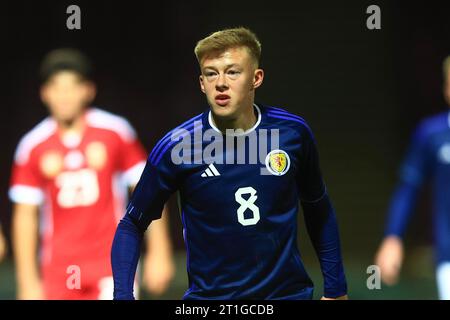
top-left (40, 84), bottom-right (50, 105)
top-left (199, 75), bottom-right (206, 93)
top-left (84, 81), bottom-right (97, 103)
top-left (253, 68), bottom-right (264, 89)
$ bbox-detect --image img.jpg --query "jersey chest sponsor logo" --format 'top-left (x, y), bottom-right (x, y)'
top-left (265, 149), bottom-right (290, 176)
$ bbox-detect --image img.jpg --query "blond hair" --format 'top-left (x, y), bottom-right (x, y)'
top-left (194, 27), bottom-right (262, 66)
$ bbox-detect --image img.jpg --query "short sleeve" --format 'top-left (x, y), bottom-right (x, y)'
top-left (9, 149), bottom-right (45, 205)
top-left (86, 108), bottom-right (147, 186)
top-left (118, 135), bottom-right (147, 187)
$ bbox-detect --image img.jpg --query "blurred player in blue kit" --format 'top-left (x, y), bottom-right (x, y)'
top-left (376, 56), bottom-right (450, 300)
top-left (111, 27), bottom-right (348, 300)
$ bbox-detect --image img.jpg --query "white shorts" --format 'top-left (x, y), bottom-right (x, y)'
top-left (436, 262), bottom-right (450, 300)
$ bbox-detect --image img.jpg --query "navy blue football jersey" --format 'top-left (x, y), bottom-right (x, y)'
top-left (121, 104), bottom-right (346, 299)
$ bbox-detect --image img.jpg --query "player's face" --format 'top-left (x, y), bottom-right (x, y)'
top-left (40, 71), bottom-right (96, 124)
top-left (199, 46), bottom-right (263, 120)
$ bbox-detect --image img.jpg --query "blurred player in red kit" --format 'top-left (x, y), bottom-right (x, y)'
top-left (9, 49), bottom-right (174, 299)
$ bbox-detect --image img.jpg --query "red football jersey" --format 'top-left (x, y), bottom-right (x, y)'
top-left (9, 108), bottom-right (147, 283)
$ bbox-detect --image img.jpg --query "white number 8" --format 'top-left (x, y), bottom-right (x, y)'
top-left (235, 187), bottom-right (260, 226)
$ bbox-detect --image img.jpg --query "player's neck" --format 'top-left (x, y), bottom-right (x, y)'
top-left (212, 103), bottom-right (257, 133)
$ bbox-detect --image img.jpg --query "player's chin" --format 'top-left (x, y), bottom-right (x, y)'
top-left (52, 108), bottom-right (83, 122)
top-left (210, 102), bottom-right (235, 118)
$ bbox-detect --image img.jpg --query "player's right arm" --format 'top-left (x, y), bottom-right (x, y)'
top-left (375, 122), bottom-right (432, 285)
top-left (12, 203), bottom-right (43, 299)
top-left (9, 134), bottom-right (47, 300)
top-left (111, 134), bottom-right (179, 300)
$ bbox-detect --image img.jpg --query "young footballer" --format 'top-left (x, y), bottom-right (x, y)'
top-left (376, 56), bottom-right (450, 300)
top-left (10, 49), bottom-right (174, 299)
top-left (112, 27), bottom-right (348, 300)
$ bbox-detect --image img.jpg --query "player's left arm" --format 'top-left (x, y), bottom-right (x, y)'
top-left (297, 123), bottom-right (348, 300)
top-left (375, 121), bottom-right (432, 285)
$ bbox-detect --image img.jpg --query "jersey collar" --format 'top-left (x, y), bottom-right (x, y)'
top-left (208, 104), bottom-right (262, 137)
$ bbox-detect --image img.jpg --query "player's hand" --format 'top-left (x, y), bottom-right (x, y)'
top-left (321, 295), bottom-right (348, 300)
top-left (0, 230), bottom-right (7, 263)
top-left (17, 278), bottom-right (44, 300)
top-left (142, 252), bottom-right (175, 296)
top-left (375, 235), bottom-right (404, 285)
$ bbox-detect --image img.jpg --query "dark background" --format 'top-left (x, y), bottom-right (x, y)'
top-left (1, 0), bottom-right (449, 299)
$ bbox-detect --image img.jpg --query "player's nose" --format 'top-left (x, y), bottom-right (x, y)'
top-left (215, 73), bottom-right (228, 91)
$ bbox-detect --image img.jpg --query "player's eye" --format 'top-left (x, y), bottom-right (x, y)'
top-left (227, 70), bottom-right (241, 79)
top-left (204, 71), bottom-right (218, 80)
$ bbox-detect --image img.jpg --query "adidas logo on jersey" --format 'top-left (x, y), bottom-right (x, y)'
top-left (201, 163), bottom-right (221, 177)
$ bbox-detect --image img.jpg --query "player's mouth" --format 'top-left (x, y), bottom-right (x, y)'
top-left (215, 94), bottom-right (231, 106)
